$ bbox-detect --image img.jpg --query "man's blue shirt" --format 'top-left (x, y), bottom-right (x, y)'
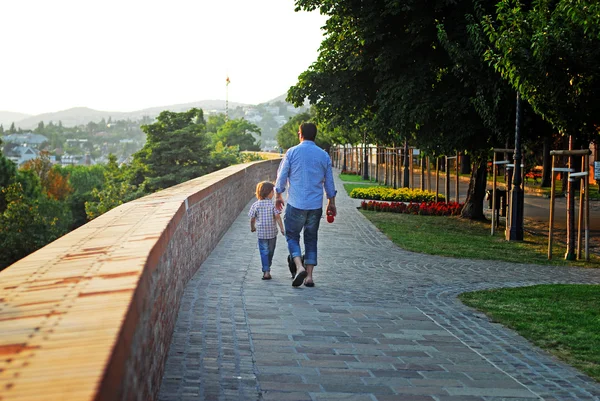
top-left (275, 141), bottom-right (336, 210)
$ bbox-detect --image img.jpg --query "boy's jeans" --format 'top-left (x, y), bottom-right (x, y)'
top-left (284, 204), bottom-right (322, 266)
top-left (258, 237), bottom-right (277, 272)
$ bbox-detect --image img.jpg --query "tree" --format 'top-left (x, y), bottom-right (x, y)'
top-left (85, 154), bottom-right (135, 220)
top-left (130, 108), bottom-right (213, 192)
top-left (35, 121), bottom-right (45, 133)
top-left (64, 164), bottom-right (105, 228)
top-left (0, 181), bottom-right (71, 271)
top-left (483, 0), bottom-right (600, 141)
top-left (291, 0), bottom-right (512, 219)
top-left (206, 114), bottom-right (227, 134)
top-left (211, 119), bottom-right (261, 151)
top-left (277, 112), bottom-right (310, 150)
top-left (0, 143), bottom-right (17, 212)
top-left (21, 151), bottom-right (72, 201)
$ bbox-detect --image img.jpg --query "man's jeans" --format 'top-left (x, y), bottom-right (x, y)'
top-left (258, 238), bottom-right (277, 272)
top-left (284, 204), bottom-right (322, 266)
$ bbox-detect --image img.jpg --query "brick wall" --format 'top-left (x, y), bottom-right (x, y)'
top-left (0, 159), bottom-right (281, 401)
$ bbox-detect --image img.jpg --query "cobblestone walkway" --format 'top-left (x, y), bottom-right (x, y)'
top-left (159, 171), bottom-right (600, 401)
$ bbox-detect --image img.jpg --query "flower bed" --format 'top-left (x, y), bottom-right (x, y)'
top-left (341, 169), bottom-right (359, 175)
top-left (361, 200), bottom-right (463, 216)
top-left (350, 186), bottom-right (444, 202)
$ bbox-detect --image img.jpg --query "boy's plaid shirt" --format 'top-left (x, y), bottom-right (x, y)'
top-left (248, 199), bottom-right (281, 239)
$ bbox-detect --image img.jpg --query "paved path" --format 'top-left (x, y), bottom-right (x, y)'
top-left (159, 171), bottom-right (600, 401)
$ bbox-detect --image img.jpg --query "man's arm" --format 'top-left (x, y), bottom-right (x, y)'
top-left (250, 217), bottom-right (256, 232)
top-left (324, 157), bottom-right (337, 216)
top-left (275, 214), bottom-right (285, 235)
top-left (274, 154), bottom-right (290, 211)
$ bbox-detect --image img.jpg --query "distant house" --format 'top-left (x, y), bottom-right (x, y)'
top-left (274, 115), bottom-right (288, 126)
top-left (287, 105), bottom-right (301, 114)
top-left (65, 138), bottom-right (89, 148)
top-left (3, 133), bottom-right (48, 148)
top-left (246, 115), bottom-right (263, 123)
top-left (61, 154), bottom-right (93, 166)
top-left (5, 145), bottom-right (39, 166)
top-left (266, 106), bottom-right (280, 115)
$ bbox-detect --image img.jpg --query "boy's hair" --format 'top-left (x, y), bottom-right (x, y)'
top-left (300, 122), bottom-right (317, 141)
top-left (256, 181), bottom-right (275, 200)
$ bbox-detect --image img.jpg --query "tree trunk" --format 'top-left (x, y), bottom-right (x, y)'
top-left (460, 154), bottom-right (471, 175)
top-left (541, 136), bottom-right (552, 187)
top-left (460, 157), bottom-right (487, 220)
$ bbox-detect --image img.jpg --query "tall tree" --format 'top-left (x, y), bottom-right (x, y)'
top-left (483, 0), bottom-right (600, 141)
top-left (130, 108), bottom-right (213, 192)
top-left (211, 119), bottom-right (261, 151)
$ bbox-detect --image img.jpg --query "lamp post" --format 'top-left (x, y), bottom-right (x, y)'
top-left (507, 92), bottom-right (524, 240)
top-left (362, 130), bottom-right (369, 180)
top-left (403, 139), bottom-right (410, 187)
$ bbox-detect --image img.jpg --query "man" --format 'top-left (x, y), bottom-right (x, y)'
top-left (275, 122), bottom-right (337, 287)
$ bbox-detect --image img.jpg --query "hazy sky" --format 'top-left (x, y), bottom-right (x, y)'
top-left (1, 0), bottom-right (327, 115)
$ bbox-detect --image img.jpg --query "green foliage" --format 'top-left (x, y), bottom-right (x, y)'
top-left (277, 112), bottom-right (307, 149)
top-left (210, 141), bottom-right (245, 171)
top-left (211, 118), bottom-right (261, 151)
top-left (349, 186), bottom-right (444, 203)
top-left (0, 182), bottom-right (71, 271)
top-left (64, 164), bottom-right (106, 228)
top-left (132, 108), bottom-right (213, 192)
top-left (483, 0), bottom-right (600, 139)
top-left (0, 150), bottom-right (17, 212)
top-left (276, 110), bottom-right (340, 151)
top-left (85, 154), bottom-right (135, 220)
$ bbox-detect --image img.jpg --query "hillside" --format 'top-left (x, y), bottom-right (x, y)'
top-left (0, 111), bottom-right (32, 127)
top-left (10, 100), bottom-right (250, 130)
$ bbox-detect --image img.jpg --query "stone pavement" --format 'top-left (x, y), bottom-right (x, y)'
top-left (159, 171), bottom-right (600, 401)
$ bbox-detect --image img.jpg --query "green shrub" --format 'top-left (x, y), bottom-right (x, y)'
top-left (350, 186), bottom-right (444, 202)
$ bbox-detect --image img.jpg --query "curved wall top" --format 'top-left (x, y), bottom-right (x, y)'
top-left (0, 159), bottom-right (281, 401)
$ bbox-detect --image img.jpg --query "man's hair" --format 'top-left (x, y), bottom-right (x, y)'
top-left (256, 181), bottom-right (275, 200)
top-left (300, 122), bottom-right (317, 141)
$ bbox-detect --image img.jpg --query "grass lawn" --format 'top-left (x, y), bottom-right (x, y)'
top-left (460, 285), bottom-right (600, 381)
top-left (358, 193), bottom-right (600, 382)
top-left (360, 211), bottom-right (599, 268)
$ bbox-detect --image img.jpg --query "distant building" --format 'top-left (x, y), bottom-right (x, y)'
top-left (266, 106), bottom-right (279, 115)
top-left (61, 153), bottom-right (94, 166)
top-left (3, 133), bottom-right (48, 147)
top-left (274, 115), bottom-right (288, 126)
top-left (5, 145), bottom-right (39, 166)
top-left (246, 115), bottom-right (263, 123)
top-left (287, 105), bottom-right (301, 114)
top-left (65, 139), bottom-right (89, 148)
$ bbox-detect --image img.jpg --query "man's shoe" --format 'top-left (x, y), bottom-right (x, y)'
top-left (292, 270), bottom-right (307, 287)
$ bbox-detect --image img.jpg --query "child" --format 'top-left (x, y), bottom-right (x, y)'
top-left (248, 181), bottom-right (285, 280)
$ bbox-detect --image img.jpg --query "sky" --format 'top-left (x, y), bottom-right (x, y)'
top-left (0, 0), bottom-right (328, 115)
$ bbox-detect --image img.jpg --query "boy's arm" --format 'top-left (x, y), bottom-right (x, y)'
top-left (275, 214), bottom-right (284, 235)
top-left (250, 217), bottom-right (256, 232)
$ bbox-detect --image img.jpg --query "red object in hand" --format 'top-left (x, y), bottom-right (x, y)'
top-left (326, 211), bottom-right (335, 223)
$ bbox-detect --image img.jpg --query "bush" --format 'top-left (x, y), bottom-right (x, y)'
top-left (361, 200), bottom-right (463, 216)
top-left (350, 186), bottom-right (444, 202)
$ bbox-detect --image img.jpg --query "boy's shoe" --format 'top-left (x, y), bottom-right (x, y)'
top-left (287, 255), bottom-right (297, 278)
top-left (262, 272), bottom-right (272, 280)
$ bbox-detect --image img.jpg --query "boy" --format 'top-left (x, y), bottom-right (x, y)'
top-left (248, 181), bottom-right (285, 279)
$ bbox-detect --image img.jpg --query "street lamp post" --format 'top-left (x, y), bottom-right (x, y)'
top-left (507, 92), bottom-right (524, 240)
top-left (362, 131), bottom-right (369, 180)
